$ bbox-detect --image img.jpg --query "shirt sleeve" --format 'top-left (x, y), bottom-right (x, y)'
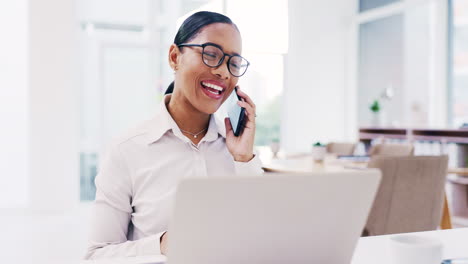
top-left (84, 143), bottom-right (164, 260)
top-left (233, 152), bottom-right (264, 176)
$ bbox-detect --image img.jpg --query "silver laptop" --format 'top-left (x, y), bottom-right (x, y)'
top-left (167, 170), bottom-right (381, 264)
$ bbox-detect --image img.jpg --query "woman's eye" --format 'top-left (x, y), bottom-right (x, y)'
top-left (230, 62), bottom-right (240, 69)
top-left (204, 52), bottom-right (218, 59)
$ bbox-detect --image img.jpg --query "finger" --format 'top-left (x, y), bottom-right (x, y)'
top-left (237, 100), bottom-right (255, 118)
top-left (235, 88), bottom-right (256, 111)
top-left (237, 101), bottom-right (256, 129)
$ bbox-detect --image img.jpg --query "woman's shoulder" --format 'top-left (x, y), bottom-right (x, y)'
top-left (108, 117), bottom-right (156, 149)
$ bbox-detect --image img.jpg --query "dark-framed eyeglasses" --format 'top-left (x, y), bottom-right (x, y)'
top-left (177, 42), bottom-right (250, 77)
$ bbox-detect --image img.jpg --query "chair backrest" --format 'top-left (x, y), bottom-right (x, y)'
top-left (326, 142), bottom-right (356, 156)
top-left (368, 143), bottom-right (414, 156)
top-left (364, 155), bottom-right (448, 236)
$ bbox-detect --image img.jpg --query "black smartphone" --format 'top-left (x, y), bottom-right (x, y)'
top-left (227, 87), bottom-right (246, 137)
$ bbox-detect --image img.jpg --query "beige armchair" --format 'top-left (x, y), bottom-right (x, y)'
top-left (368, 143), bottom-right (414, 156)
top-left (364, 155), bottom-right (449, 236)
top-left (326, 142), bottom-right (356, 156)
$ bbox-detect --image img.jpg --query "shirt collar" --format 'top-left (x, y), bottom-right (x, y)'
top-left (146, 94), bottom-right (226, 145)
top-left (205, 113), bottom-right (227, 141)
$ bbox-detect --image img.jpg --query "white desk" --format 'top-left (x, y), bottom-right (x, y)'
top-left (352, 228), bottom-right (468, 264)
top-left (81, 228), bottom-right (468, 264)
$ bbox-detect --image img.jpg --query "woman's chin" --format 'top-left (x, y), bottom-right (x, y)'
top-left (191, 91), bottom-right (227, 115)
top-left (202, 106), bottom-right (220, 115)
top-left (195, 101), bottom-right (221, 115)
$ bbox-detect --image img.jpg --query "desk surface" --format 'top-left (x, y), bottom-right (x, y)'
top-left (81, 228), bottom-right (468, 264)
top-left (262, 155), bottom-right (367, 173)
top-left (262, 154), bottom-right (467, 176)
top-left (352, 228), bottom-right (468, 264)
top-left (449, 167), bottom-right (468, 176)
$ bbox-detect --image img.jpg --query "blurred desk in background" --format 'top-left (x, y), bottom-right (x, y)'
top-left (261, 153), bottom-right (453, 230)
top-left (261, 154), bottom-right (367, 173)
top-left (359, 127), bottom-right (468, 167)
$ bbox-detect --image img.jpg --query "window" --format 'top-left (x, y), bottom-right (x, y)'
top-left (78, 0), bottom-right (167, 201)
top-left (225, 0), bottom-right (288, 146)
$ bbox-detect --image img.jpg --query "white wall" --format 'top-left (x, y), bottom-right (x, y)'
top-left (282, 0), bottom-right (355, 152)
top-left (0, 0), bottom-right (78, 211)
top-left (0, 1), bottom-right (29, 208)
top-left (28, 0), bottom-right (79, 211)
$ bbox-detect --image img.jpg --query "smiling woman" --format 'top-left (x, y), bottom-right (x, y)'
top-left (166, 17), bottom-right (244, 121)
top-left (84, 11), bottom-right (263, 260)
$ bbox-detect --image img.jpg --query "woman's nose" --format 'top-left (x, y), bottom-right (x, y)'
top-left (211, 60), bottom-right (230, 80)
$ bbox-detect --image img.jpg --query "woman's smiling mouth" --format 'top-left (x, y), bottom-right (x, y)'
top-left (200, 80), bottom-right (226, 99)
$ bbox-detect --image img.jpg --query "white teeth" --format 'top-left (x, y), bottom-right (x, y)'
top-left (207, 89), bottom-right (219, 95)
top-left (202, 82), bottom-right (223, 92)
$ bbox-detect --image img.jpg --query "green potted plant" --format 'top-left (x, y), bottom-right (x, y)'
top-left (369, 100), bottom-right (381, 127)
top-left (370, 100), bottom-right (380, 113)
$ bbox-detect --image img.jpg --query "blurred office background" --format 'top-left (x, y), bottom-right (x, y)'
top-left (0, 0), bottom-right (467, 263)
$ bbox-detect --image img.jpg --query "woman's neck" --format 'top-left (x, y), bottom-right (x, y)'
top-left (166, 91), bottom-right (210, 140)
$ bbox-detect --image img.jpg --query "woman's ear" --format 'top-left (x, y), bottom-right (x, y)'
top-left (168, 44), bottom-right (180, 71)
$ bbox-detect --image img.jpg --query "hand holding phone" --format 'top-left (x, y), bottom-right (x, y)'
top-left (224, 86), bottom-right (256, 162)
top-left (227, 86), bottom-right (246, 137)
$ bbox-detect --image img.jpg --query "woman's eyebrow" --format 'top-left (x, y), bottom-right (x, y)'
top-left (205, 42), bottom-right (240, 56)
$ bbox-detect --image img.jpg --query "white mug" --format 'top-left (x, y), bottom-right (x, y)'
top-left (389, 234), bottom-right (443, 264)
top-left (311, 146), bottom-right (326, 161)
